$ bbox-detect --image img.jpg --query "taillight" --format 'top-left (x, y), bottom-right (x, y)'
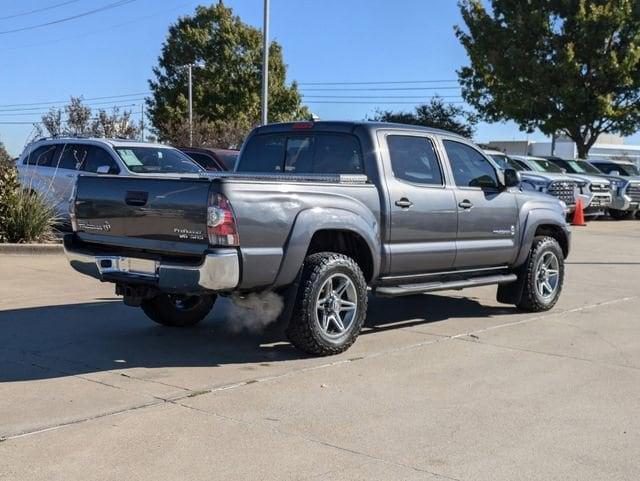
top-left (207, 193), bottom-right (239, 246)
top-left (69, 183), bottom-right (78, 232)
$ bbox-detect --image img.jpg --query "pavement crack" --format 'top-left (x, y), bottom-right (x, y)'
top-left (170, 399), bottom-right (462, 481)
top-left (456, 337), bottom-right (640, 372)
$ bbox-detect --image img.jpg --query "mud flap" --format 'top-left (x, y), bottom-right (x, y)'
top-left (496, 264), bottom-right (527, 305)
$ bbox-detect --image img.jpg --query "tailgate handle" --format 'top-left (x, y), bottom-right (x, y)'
top-left (125, 191), bottom-right (148, 207)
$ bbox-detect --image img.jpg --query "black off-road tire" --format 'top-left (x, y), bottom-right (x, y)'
top-left (286, 252), bottom-right (368, 356)
top-left (517, 236), bottom-right (564, 312)
top-left (141, 294), bottom-right (216, 327)
top-left (609, 209), bottom-right (632, 220)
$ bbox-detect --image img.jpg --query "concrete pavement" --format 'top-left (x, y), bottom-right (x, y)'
top-left (1, 220), bottom-right (639, 480)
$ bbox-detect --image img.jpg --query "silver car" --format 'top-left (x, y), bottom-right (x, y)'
top-left (511, 155), bottom-right (612, 217)
top-left (17, 137), bottom-right (203, 221)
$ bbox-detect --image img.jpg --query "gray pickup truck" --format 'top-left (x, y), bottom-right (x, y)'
top-left (64, 121), bottom-right (571, 355)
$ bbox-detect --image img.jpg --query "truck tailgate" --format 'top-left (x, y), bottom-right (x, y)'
top-left (74, 175), bottom-right (213, 256)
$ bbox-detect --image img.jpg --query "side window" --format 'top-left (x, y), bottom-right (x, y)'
top-left (24, 145), bottom-right (56, 166)
top-left (186, 152), bottom-right (219, 171)
top-left (284, 136), bottom-right (314, 172)
top-left (593, 163), bottom-right (612, 174)
top-left (387, 135), bottom-right (443, 185)
top-left (237, 134), bottom-right (286, 172)
top-left (81, 146), bottom-right (120, 174)
top-left (443, 140), bottom-right (499, 189)
top-left (56, 144), bottom-right (89, 171)
top-left (312, 134), bottom-right (363, 174)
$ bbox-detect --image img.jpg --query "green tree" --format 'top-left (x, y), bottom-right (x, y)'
top-left (456, 0), bottom-right (640, 158)
top-left (147, 3), bottom-right (308, 145)
top-left (371, 97), bottom-right (478, 138)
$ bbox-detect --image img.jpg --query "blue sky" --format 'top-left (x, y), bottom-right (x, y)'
top-left (1, 0), bottom-right (639, 155)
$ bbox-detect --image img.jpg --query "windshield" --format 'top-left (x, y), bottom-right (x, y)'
top-left (489, 154), bottom-right (526, 171)
top-left (618, 163), bottom-right (640, 176)
top-left (115, 147), bottom-right (203, 174)
top-left (528, 159), bottom-right (564, 173)
top-left (568, 160), bottom-right (602, 174)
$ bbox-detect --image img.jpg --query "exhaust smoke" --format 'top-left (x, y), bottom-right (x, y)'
top-left (219, 291), bottom-right (284, 334)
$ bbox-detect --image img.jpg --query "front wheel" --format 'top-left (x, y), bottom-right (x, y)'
top-left (141, 293), bottom-right (216, 327)
top-left (286, 252), bottom-right (368, 356)
top-left (517, 236), bottom-right (564, 312)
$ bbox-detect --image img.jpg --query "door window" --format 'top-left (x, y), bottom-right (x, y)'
top-left (23, 145), bottom-right (56, 166)
top-left (81, 146), bottom-right (120, 174)
top-left (56, 144), bottom-right (89, 171)
top-left (387, 135), bottom-right (443, 185)
top-left (444, 140), bottom-right (499, 189)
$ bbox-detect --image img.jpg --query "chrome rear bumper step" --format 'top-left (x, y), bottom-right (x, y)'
top-left (374, 274), bottom-right (518, 298)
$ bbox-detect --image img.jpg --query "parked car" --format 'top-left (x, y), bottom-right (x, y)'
top-left (539, 156), bottom-right (613, 216)
top-left (588, 160), bottom-right (640, 219)
top-left (510, 155), bottom-right (610, 217)
top-left (544, 157), bottom-right (633, 219)
top-left (64, 121), bottom-right (570, 356)
top-left (17, 137), bottom-right (204, 220)
top-left (179, 147), bottom-right (239, 171)
top-left (485, 150), bottom-right (577, 213)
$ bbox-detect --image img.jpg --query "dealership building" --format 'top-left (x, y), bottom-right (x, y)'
top-left (487, 134), bottom-right (640, 164)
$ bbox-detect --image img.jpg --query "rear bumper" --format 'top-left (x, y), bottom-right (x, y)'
top-left (63, 235), bottom-right (239, 293)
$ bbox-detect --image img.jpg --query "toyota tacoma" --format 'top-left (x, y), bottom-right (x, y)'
top-left (64, 121), bottom-right (571, 355)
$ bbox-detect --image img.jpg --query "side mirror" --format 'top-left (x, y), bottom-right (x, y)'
top-left (611, 170), bottom-right (620, 176)
top-left (96, 165), bottom-right (111, 174)
top-left (503, 168), bottom-right (521, 188)
top-left (560, 168), bottom-right (567, 173)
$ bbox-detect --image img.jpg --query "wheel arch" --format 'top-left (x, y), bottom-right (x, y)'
top-left (514, 208), bottom-right (570, 267)
top-left (274, 208), bottom-right (380, 287)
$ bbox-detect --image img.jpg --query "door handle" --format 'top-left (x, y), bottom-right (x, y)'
top-left (125, 191), bottom-right (148, 207)
top-left (395, 198), bottom-right (413, 208)
top-left (458, 199), bottom-right (473, 209)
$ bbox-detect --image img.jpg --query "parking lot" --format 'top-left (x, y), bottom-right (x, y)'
top-left (0, 220), bottom-right (638, 480)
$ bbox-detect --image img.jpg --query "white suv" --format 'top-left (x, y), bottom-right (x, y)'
top-left (17, 137), bottom-right (203, 221)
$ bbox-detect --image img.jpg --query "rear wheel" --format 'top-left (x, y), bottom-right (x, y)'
top-left (141, 293), bottom-right (216, 327)
top-left (609, 209), bottom-right (632, 220)
top-left (517, 236), bottom-right (564, 312)
top-left (286, 252), bottom-right (367, 356)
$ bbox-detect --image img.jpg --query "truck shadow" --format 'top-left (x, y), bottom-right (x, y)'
top-left (0, 294), bottom-right (516, 383)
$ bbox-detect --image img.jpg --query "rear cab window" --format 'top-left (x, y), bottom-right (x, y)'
top-left (237, 133), bottom-right (364, 175)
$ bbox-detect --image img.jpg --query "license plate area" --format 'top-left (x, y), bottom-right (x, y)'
top-left (96, 256), bottom-right (158, 277)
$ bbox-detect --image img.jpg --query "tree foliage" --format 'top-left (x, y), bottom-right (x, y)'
top-left (158, 115), bottom-right (247, 149)
top-left (39, 97), bottom-right (140, 139)
top-left (147, 3), bottom-right (309, 146)
top-left (0, 141), bottom-right (12, 171)
top-left (456, 0), bottom-right (640, 158)
top-left (371, 97), bottom-right (478, 138)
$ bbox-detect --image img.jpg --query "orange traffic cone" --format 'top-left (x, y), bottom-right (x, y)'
top-left (572, 197), bottom-right (587, 226)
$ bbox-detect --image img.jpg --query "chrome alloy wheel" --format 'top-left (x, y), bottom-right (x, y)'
top-left (535, 251), bottom-right (560, 300)
top-left (315, 273), bottom-right (358, 339)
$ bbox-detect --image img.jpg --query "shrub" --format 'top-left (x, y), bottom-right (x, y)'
top-left (0, 166), bottom-right (57, 243)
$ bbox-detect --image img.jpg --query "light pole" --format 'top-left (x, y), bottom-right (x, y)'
top-left (178, 61), bottom-right (205, 146)
top-left (261, 0), bottom-right (270, 125)
top-left (188, 64), bottom-right (193, 146)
